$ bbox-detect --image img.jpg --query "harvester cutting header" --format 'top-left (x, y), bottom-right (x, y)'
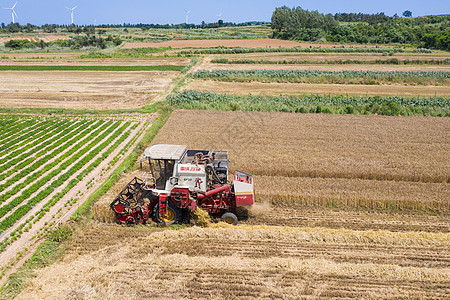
top-left (110, 144), bottom-right (254, 225)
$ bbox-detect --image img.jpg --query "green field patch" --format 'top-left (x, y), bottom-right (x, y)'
top-left (193, 69), bottom-right (450, 86)
top-left (168, 90), bottom-right (450, 117)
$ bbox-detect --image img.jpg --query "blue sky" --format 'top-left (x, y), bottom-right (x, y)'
top-left (1, 0), bottom-right (448, 25)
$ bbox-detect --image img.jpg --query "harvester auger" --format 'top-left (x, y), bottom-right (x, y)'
top-left (110, 144), bottom-right (254, 225)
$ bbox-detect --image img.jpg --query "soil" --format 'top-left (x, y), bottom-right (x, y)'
top-left (0, 71), bottom-right (178, 110)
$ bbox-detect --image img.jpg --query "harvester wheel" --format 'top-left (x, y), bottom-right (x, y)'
top-left (221, 212), bottom-right (238, 225)
top-left (153, 201), bottom-right (181, 225)
top-left (125, 216), bottom-right (136, 226)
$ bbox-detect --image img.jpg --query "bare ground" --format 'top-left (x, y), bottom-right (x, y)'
top-left (186, 80), bottom-right (450, 97)
top-left (199, 60), bottom-right (450, 72)
top-left (0, 71), bottom-right (178, 110)
top-left (0, 57), bottom-right (190, 66)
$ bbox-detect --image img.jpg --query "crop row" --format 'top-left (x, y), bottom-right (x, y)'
top-left (192, 69), bottom-right (450, 85)
top-left (0, 120), bottom-right (132, 234)
top-left (0, 120), bottom-right (98, 192)
top-left (167, 90), bottom-right (450, 117)
top-left (180, 46), bottom-right (405, 55)
top-left (0, 119), bottom-right (38, 142)
top-left (0, 120), bottom-right (90, 174)
top-left (0, 120), bottom-right (57, 155)
top-left (0, 119), bottom-right (70, 161)
top-left (0, 120), bottom-right (113, 211)
top-left (0, 118), bottom-right (32, 138)
top-left (0, 120), bottom-right (138, 252)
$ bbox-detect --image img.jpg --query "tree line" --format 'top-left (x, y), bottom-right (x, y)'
top-left (271, 6), bottom-right (449, 50)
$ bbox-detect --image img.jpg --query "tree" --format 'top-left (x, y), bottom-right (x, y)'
top-left (403, 10), bottom-right (412, 18)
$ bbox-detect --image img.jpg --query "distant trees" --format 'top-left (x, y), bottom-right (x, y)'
top-left (271, 6), bottom-right (450, 50)
top-left (271, 6), bottom-right (338, 41)
top-left (403, 10), bottom-right (413, 18)
top-left (4, 35), bottom-right (123, 50)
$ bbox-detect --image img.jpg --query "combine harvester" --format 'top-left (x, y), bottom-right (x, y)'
top-left (110, 144), bottom-right (254, 225)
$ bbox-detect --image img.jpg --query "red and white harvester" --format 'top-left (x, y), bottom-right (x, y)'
top-left (110, 144), bottom-right (254, 225)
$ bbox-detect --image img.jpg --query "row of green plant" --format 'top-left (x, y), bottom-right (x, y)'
top-left (0, 119), bottom-right (138, 255)
top-left (0, 120), bottom-right (114, 211)
top-left (0, 119), bottom-right (52, 153)
top-left (181, 57), bottom-right (198, 74)
top-left (0, 118), bottom-right (35, 139)
top-left (0, 109), bottom-right (172, 299)
top-left (180, 46), bottom-right (406, 55)
top-left (211, 58), bottom-right (450, 65)
top-left (167, 90), bottom-right (450, 117)
top-left (192, 69), bottom-right (450, 85)
top-left (0, 119), bottom-right (89, 171)
top-left (0, 121), bottom-right (132, 233)
top-left (0, 120), bottom-right (65, 159)
top-left (0, 121), bottom-right (96, 185)
top-left (0, 65), bottom-right (184, 71)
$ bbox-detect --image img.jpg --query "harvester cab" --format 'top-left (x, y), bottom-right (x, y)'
top-left (111, 144), bottom-right (254, 226)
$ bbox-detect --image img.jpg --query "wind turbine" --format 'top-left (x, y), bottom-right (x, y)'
top-left (184, 9), bottom-right (191, 24)
top-left (217, 12), bottom-right (222, 22)
top-left (66, 5), bottom-right (78, 25)
top-left (3, 2), bottom-right (18, 24)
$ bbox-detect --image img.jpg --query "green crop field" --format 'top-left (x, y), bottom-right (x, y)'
top-left (192, 69), bottom-right (450, 85)
top-left (168, 90), bottom-right (450, 116)
top-left (0, 114), bottom-right (146, 254)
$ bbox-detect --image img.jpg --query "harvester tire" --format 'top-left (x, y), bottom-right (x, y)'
top-left (221, 212), bottom-right (238, 225)
top-left (153, 200), bottom-right (181, 225)
top-left (125, 216), bottom-right (136, 226)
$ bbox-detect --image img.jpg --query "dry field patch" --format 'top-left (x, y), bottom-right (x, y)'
top-left (0, 71), bottom-right (179, 110)
top-left (153, 110), bottom-right (449, 212)
top-left (200, 61), bottom-right (450, 72)
top-left (186, 80), bottom-right (450, 97)
top-left (214, 53), bottom-right (450, 61)
top-left (16, 223), bottom-right (450, 299)
top-left (0, 57), bottom-right (190, 67)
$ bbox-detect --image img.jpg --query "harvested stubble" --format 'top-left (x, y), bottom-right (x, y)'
top-left (17, 224), bottom-right (450, 299)
top-left (152, 110), bottom-right (449, 212)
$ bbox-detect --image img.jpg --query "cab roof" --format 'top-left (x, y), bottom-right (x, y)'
top-left (144, 144), bottom-right (187, 160)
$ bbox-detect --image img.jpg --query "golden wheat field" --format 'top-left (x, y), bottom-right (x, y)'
top-left (154, 110), bottom-right (449, 210)
top-left (15, 109), bottom-right (450, 299)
